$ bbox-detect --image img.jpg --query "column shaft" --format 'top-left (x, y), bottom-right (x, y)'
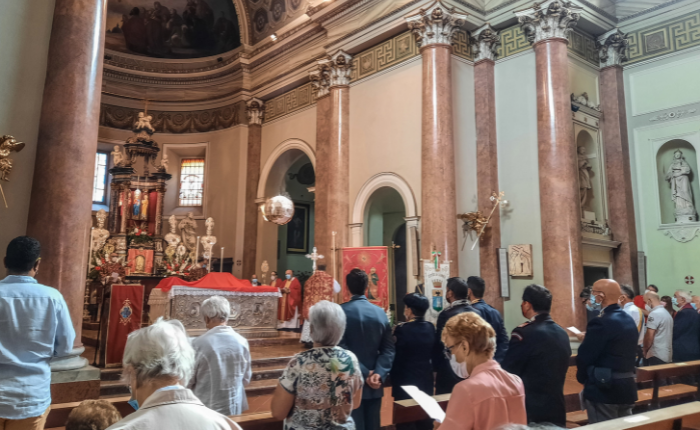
top-left (242, 124), bottom-right (262, 279)
top-left (313, 95), bottom-right (332, 266)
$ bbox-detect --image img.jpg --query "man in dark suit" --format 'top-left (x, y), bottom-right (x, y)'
top-left (340, 269), bottom-right (395, 430)
top-left (467, 276), bottom-right (509, 362)
top-left (502, 284), bottom-right (571, 426)
top-left (577, 279), bottom-right (638, 424)
top-left (672, 289), bottom-right (700, 363)
top-left (433, 277), bottom-right (480, 395)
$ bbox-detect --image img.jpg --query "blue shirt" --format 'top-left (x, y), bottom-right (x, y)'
top-left (0, 275), bottom-right (75, 419)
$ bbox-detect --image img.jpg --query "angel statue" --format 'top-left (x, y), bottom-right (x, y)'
top-left (0, 135), bottom-right (25, 182)
top-left (111, 145), bottom-right (126, 167)
top-left (133, 112), bottom-right (156, 135)
top-left (159, 152), bottom-right (169, 173)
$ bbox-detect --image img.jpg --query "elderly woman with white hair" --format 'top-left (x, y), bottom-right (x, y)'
top-left (271, 300), bottom-right (363, 429)
top-left (106, 318), bottom-right (240, 430)
top-left (672, 289), bottom-right (700, 363)
top-left (188, 295), bottom-right (252, 415)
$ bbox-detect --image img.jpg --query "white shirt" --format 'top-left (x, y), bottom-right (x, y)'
top-left (646, 304), bottom-right (674, 363)
top-left (623, 302), bottom-right (645, 346)
top-left (189, 326), bottom-right (252, 416)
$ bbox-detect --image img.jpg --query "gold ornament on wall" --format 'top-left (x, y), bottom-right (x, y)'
top-left (457, 191), bottom-right (507, 251)
top-left (0, 135), bottom-right (26, 208)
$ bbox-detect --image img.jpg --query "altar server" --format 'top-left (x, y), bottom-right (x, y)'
top-left (279, 270), bottom-right (302, 329)
top-left (300, 264), bottom-right (341, 346)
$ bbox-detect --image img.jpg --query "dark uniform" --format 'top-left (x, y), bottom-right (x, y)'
top-left (432, 299), bottom-right (481, 394)
top-left (471, 299), bottom-right (509, 363)
top-left (501, 313), bottom-right (571, 426)
top-left (673, 304), bottom-right (700, 362)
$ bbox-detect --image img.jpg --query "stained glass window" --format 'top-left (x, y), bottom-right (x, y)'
top-left (93, 152), bottom-right (108, 204)
top-left (179, 158), bottom-right (205, 206)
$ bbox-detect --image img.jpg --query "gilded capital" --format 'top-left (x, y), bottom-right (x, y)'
top-left (309, 60), bottom-right (331, 98)
top-left (515, 0), bottom-right (582, 45)
top-left (406, 0), bottom-right (468, 49)
top-left (246, 98), bottom-right (265, 126)
top-left (471, 23), bottom-right (500, 62)
top-left (597, 28), bottom-right (629, 69)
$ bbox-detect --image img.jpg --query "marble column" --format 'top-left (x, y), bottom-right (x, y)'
top-left (311, 52), bottom-right (352, 278)
top-left (25, 0), bottom-right (108, 369)
top-left (598, 29), bottom-right (639, 288)
top-left (407, 1), bottom-right (467, 277)
top-left (243, 98), bottom-right (264, 280)
top-left (472, 24), bottom-right (503, 312)
top-left (517, 0), bottom-right (586, 329)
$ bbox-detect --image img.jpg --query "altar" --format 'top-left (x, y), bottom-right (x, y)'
top-left (148, 273), bottom-right (280, 338)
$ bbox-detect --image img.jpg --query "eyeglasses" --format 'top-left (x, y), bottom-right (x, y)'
top-left (444, 341), bottom-right (461, 360)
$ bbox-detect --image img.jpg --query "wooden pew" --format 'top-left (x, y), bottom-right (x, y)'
top-left (576, 401), bottom-right (700, 429)
top-left (636, 361), bottom-right (700, 409)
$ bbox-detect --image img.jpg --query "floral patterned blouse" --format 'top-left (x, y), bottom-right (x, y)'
top-left (279, 346), bottom-right (363, 430)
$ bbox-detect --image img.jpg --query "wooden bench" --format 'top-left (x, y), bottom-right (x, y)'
top-left (637, 361), bottom-right (700, 409)
top-left (577, 401), bottom-right (700, 429)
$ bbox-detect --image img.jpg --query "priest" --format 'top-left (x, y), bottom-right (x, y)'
top-left (300, 264), bottom-right (341, 347)
top-left (278, 270), bottom-right (302, 330)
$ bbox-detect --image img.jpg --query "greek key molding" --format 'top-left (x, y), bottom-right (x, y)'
top-left (626, 10), bottom-right (700, 65)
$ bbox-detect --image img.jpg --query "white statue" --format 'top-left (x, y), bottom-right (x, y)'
top-left (571, 92), bottom-right (600, 111)
top-left (200, 217), bottom-right (217, 260)
top-left (90, 209), bottom-right (110, 267)
top-left (134, 112), bottom-right (155, 134)
top-left (164, 215), bottom-right (181, 248)
top-left (111, 145), bottom-right (125, 167)
top-left (178, 212), bottom-right (198, 252)
top-left (665, 149), bottom-right (698, 223)
top-left (160, 152), bottom-right (169, 172)
top-left (578, 146), bottom-right (593, 211)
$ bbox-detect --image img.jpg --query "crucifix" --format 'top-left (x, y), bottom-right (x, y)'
top-left (305, 246), bottom-right (324, 272)
top-left (431, 244), bottom-right (442, 270)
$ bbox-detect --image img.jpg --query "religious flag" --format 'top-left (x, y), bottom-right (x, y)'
top-left (105, 284), bottom-right (144, 367)
top-left (423, 261), bottom-right (450, 324)
top-left (341, 247), bottom-right (389, 310)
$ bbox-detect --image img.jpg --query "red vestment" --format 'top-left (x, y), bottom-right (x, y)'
top-left (278, 277), bottom-right (302, 321)
top-left (302, 271), bottom-right (334, 320)
top-left (272, 278), bottom-right (285, 320)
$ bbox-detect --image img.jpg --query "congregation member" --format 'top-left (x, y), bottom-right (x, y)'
top-left (502, 284), bottom-right (571, 426)
top-left (391, 293), bottom-right (435, 430)
top-left (467, 276), bottom-right (509, 362)
top-left (300, 264), bottom-right (341, 347)
top-left (251, 274), bottom-right (259, 286)
top-left (619, 285), bottom-right (645, 364)
top-left (271, 301), bottom-right (363, 429)
top-left (0, 236), bottom-right (75, 430)
top-left (672, 289), bottom-right (700, 362)
top-left (692, 295), bottom-right (700, 313)
top-left (340, 269), bottom-right (395, 430)
top-left (648, 284), bottom-right (659, 293)
top-left (437, 312), bottom-right (526, 430)
top-left (109, 318), bottom-right (240, 429)
top-left (278, 269), bottom-right (303, 330)
top-left (577, 279), bottom-right (638, 423)
top-left (433, 277), bottom-right (480, 395)
top-left (65, 400), bottom-right (122, 430)
top-left (643, 290), bottom-right (673, 365)
top-left (189, 296), bottom-right (252, 416)
top-left (661, 295), bottom-right (677, 318)
top-left (581, 286), bottom-right (601, 321)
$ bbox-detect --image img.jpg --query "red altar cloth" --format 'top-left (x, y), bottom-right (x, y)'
top-left (155, 272), bottom-right (279, 294)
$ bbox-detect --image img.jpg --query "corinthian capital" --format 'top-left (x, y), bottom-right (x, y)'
top-left (597, 28), bottom-right (629, 69)
top-left (246, 98), bottom-right (264, 126)
top-left (406, 0), bottom-right (468, 49)
top-left (471, 23), bottom-right (500, 62)
top-left (327, 50), bottom-right (354, 87)
top-left (309, 60), bottom-right (331, 98)
top-left (515, 0), bottom-right (582, 45)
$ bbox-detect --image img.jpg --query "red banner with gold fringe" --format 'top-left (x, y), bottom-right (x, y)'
top-left (341, 247), bottom-right (389, 310)
top-left (105, 284), bottom-right (144, 367)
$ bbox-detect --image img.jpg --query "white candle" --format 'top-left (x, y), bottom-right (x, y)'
top-left (195, 236), bottom-right (200, 264)
top-left (220, 247), bottom-right (224, 272)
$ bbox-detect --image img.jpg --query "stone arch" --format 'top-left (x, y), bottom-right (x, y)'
top-left (257, 139), bottom-right (316, 200)
top-left (352, 173), bottom-right (417, 224)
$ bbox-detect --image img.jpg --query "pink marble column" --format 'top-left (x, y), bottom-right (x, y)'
top-left (26, 0), bottom-right (108, 357)
top-left (472, 25), bottom-right (503, 312)
top-left (598, 30), bottom-right (638, 288)
top-left (312, 94), bottom-right (331, 264)
top-left (242, 99), bottom-right (264, 279)
top-left (518, 1), bottom-right (586, 329)
top-left (407, 1), bottom-right (467, 277)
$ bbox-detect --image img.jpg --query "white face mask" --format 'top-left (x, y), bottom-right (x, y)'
top-left (450, 354), bottom-right (469, 379)
top-left (645, 304), bottom-right (652, 311)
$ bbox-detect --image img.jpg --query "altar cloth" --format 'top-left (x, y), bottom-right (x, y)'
top-left (154, 272), bottom-right (279, 294)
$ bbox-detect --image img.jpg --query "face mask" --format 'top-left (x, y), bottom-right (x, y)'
top-left (286, 274), bottom-right (291, 280)
top-left (449, 353), bottom-right (469, 379)
top-left (128, 398), bottom-right (139, 410)
top-left (271, 275), bottom-right (276, 281)
top-left (672, 297), bottom-right (679, 307)
top-left (692, 303), bottom-right (697, 310)
top-left (645, 304), bottom-right (652, 311)
top-left (252, 279), bottom-right (258, 285)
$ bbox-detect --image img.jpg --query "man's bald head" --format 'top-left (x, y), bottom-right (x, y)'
top-left (591, 279), bottom-right (622, 308)
top-left (644, 290), bottom-right (661, 307)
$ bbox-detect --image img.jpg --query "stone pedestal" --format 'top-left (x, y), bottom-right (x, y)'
top-left (243, 99), bottom-right (264, 279)
top-left (50, 364), bottom-right (101, 404)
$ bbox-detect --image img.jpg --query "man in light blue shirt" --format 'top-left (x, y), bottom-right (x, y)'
top-left (0, 236), bottom-right (75, 428)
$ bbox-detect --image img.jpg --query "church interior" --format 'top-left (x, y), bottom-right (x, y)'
top-left (3, 0), bottom-right (700, 428)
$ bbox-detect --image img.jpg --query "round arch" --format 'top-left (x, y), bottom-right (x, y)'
top-left (231, 0), bottom-right (251, 46)
top-left (257, 139), bottom-right (316, 200)
top-left (352, 173), bottom-right (417, 224)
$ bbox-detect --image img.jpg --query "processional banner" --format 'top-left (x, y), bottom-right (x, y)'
top-left (105, 284), bottom-right (144, 367)
top-left (341, 247), bottom-right (389, 310)
top-left (423, 261), bottom-right (450, 324)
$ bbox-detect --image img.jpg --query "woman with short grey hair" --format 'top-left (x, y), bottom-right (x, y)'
top-left (106, 318), bottom-right (240, 430)
top-left (271, 300), bottom-right (363, 429)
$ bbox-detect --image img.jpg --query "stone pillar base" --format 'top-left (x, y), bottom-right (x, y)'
top-left (50, 363), bottom-right (100, 405)
top-left (50, 346), bottom-right (89, 372)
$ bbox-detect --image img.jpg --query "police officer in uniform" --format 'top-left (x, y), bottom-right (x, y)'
top-left (467, 276), bottom-right (509, 362)
top-left (501, 284), bottom-right (571, 426)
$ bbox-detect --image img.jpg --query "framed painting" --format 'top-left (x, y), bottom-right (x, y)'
top-left (286, 203), bottom-right (309, 253)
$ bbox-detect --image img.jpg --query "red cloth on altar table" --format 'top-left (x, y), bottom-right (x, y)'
top-left (106, 284), bottom-right (144, 367)
top-left (302, 271), bottom-right (334, 320)
top-left (154, 272), bottom-right (279, 294)
top-left (279, 277), bottom-right (302, 322)
top-left (342, 247), bottom-right (389, 310)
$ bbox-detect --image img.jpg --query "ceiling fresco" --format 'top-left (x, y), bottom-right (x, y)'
top-left (248, 0), bottom-right (309, 44)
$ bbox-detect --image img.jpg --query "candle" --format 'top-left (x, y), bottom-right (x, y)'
top-left (220, 247), bottom-right (224, 272)
top-left (195, 236), bottom-right (200, 264)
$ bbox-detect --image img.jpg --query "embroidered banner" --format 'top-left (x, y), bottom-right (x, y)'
top-left (341, 247), bottom-right (389, 310)
top-left (106, 284), bottom-right (144, 367)
top-left (423, 261), bottom-right (450, 324)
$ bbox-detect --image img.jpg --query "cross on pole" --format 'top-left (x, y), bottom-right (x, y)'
top-left (306, 247), bottom-right (324, 272)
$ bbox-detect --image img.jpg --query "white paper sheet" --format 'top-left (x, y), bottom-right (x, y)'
top-left (567, 326), bottom-right (582, 335)
top-left (401, 385), bottom-right (446, 423)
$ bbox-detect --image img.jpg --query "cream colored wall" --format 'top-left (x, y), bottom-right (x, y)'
top-left (97, 125), bottom-right (248, 277)
top-left (568, 57), bottom-right (600, 106)
top-left (0, 0), bottom-right (55, 277)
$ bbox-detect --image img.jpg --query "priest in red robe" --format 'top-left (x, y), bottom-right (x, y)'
top-left (278, 269), bottom-right (302, 329)
top-left (300, 264), bottom-right (341, 346)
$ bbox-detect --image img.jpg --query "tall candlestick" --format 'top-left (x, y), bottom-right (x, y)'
top-left (195, 236), bottom-right (200, 264)
top-left (220, 247), bottom-right (224, 272)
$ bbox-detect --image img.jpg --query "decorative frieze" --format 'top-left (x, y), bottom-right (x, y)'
top-left (515, 0), bottom-right (582, 44)
top-left (246, 98), bottom-right (265, 126)
top-left (597, 29), bottom-right (629, 68)
top-left (100, 102), bottom-right (245, 133)
top-left (406, 0), bottom-right (468, 49)
top-left (471, 23), bottom-right (500, 62)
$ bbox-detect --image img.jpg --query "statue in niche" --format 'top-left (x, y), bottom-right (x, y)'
top-left (140, 191), bottom-right (149, 220)
top-left (132, 189), bottom-right (141, 217)
top-left (178, 212), bottom-right (198, 252)
top-left (578, 146), bottom-right (593, 211)
top-left (665, 149), bottom-right (698, 223)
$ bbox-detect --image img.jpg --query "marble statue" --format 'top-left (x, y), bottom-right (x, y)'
top-left (91, 209), bottom-right (110, 266)
top-left (164, 215), bottom-right (182, 248)
top-left (578, 146), bottom-right (593, 210)
top-left (200, 217), bottom-right (217, 259)
top-left (134, 112), bottom-right (156, 134)
top-left (178, 212), bottom-right (197, 252)
top-left (665, 149), bottom-right (698, 223)
top-left (160, 152), bottom-right (169, 172)
top-left (571, 92), bottom-right (600, 111)
top-left (111, 145), bottom-right (125, 166)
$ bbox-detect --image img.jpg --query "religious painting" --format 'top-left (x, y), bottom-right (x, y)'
top-left (342, 247), bottom-right (390, 311)
top-left (286, 204), bottom-right (309, 254)
top-left (127, 249), bottom-right (154, 275)
top-left (508, 244), bottom-right (533, 277)
top-left (105, 284), bottom-right (144, 367)
top-left (105, 0), bottom-right (242, 59)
